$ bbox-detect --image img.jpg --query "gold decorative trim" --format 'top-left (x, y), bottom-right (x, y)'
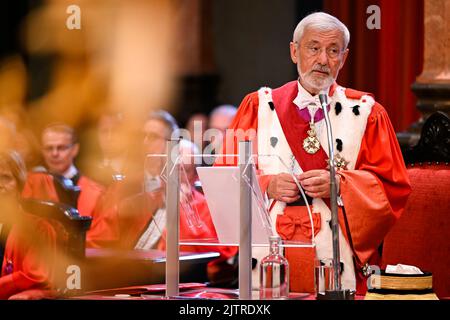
top-left (369, 274), bottom-right (433, 290)
top-left (365, 292), bottom-right (439, 300)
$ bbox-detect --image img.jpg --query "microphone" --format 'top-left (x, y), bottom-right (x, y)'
top-left (319, 89), bottom-right (342, 293)
top-left (318, 91), bottom-right (328, 109)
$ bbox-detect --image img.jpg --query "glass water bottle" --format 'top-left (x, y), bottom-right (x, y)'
top-left (259, 235), bottom-right (289, 299)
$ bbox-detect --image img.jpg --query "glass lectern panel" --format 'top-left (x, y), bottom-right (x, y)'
top-left (137, 152), bottom-right (316, 250)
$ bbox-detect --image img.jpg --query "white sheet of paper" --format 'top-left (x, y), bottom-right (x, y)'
top-left (197, 166), bottom-right (272, 246)
top-left (385, 264), bottom-right (423, 275)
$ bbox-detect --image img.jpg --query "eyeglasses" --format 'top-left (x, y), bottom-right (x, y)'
top-left (297, 42), bottom-right (343, 59)
top-left (43, 144), bottom-right (73, 153)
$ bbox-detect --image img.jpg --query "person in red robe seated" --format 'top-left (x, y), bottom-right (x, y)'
top-left (216, 12), bottom-right (411, 294)
top-left (83, 111), bottom-right (129, 187)
top-left (22, 123), bottom-right (104, 217)
top-left (86, 111), bottom-right (236, 267)
top-left (0, 150), bottom-right (57, 299)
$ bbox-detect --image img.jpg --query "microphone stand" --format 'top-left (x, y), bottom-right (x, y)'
top-left (319, 93), bottom-right (354, 300)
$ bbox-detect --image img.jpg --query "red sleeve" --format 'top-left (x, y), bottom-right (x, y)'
top-left (21, 173), bottom-right (59, 203)
top-left (214, 91), bottom-right (273, 193)
top-left (0, 216), bottom-right (57, 299)
top-left (85, 184), bottom-right (120, 249)
top-left (77, 176), bottom-right (105, 217)
top-left (338, 103), bottom-right (411, 265)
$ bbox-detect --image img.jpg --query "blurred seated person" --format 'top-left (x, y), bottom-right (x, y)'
top-left (85, 111), bottom-right (237, 285)
top-left (119, 110), bottom-right (179, 249)
top-left (0, 151), bottom-right (57, 299)
top-left (209, 104), bottom-right (237, 128)
top-left (155, 139), bottom-right (236, 256)
top-left (180, 138), bottom-right (203, 193)
top-left (185, 113), bottom-right (208, 152)
top-left (86, 110), bottom-right (180, 249)
top-left (131, 110), bottom-right (236, 261)
top-left (91, 112), bottom-right (128, 186)
top-left (204, 105), bottom-right (237, 165)
top-left (87, 110), bottom-right (235, 257)
top-left (85, 116), bottom-right (149, 248)
top-left (22, 123), bottom-right (104, 217)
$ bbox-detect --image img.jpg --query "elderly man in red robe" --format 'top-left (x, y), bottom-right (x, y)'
top-left (217, 12), bottom-right (411, 294)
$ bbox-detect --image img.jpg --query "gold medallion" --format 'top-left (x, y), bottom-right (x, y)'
top-left (303, 122), bottom-right (321, 154)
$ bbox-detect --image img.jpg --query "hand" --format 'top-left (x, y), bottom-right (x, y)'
top-left (267, 173), bottom-right (300, 203)
top-left (298, 169), bottom-right (340, 198)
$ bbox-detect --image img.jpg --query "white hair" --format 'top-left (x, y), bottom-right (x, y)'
top-left (210, 104), bottom-right (237, 118)
top-left (179, 138), bottom-right (200, 155)
top-left (293, 12), bottom-right (350, 49)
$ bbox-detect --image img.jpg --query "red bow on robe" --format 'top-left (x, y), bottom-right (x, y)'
top-left (275, 205), bottom-right (321, 293)
top-left (276, 206), bottom-right (321, 242)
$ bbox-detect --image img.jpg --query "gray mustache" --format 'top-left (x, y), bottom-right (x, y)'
top-left (311, 65), bottom-right (331, 73)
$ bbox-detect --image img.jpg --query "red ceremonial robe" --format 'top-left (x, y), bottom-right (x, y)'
top-left (85, 180), bottom-right (123, 249)
top-left (87, 180), bottom-right (236, 262)
top-left (0, 213), bottom-right (57, 299)
top-left (217, 81), bottom-right (411, 294)
top-left (22, 172), bottom-right (104, 217)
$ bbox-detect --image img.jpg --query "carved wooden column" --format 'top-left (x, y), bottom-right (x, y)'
top-left (400, 0), bottom-right (450, 148)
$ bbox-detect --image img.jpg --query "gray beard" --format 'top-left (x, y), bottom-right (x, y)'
top-left (299, 71), bottom-right (335, 93)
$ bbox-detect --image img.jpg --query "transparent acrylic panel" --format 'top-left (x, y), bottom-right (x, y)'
top-left (175, 152), bottom-right (315, 249)
top-left (191, 161), bottom-right (270, 246)
top-left (132, 153), bottom-right (170, 251)
top-left (177, 152), bottom-right (235, 246)
top-left (133, 151), bottom-right (316, 251)
top-left (177, 151), bottom-right (222, 245)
